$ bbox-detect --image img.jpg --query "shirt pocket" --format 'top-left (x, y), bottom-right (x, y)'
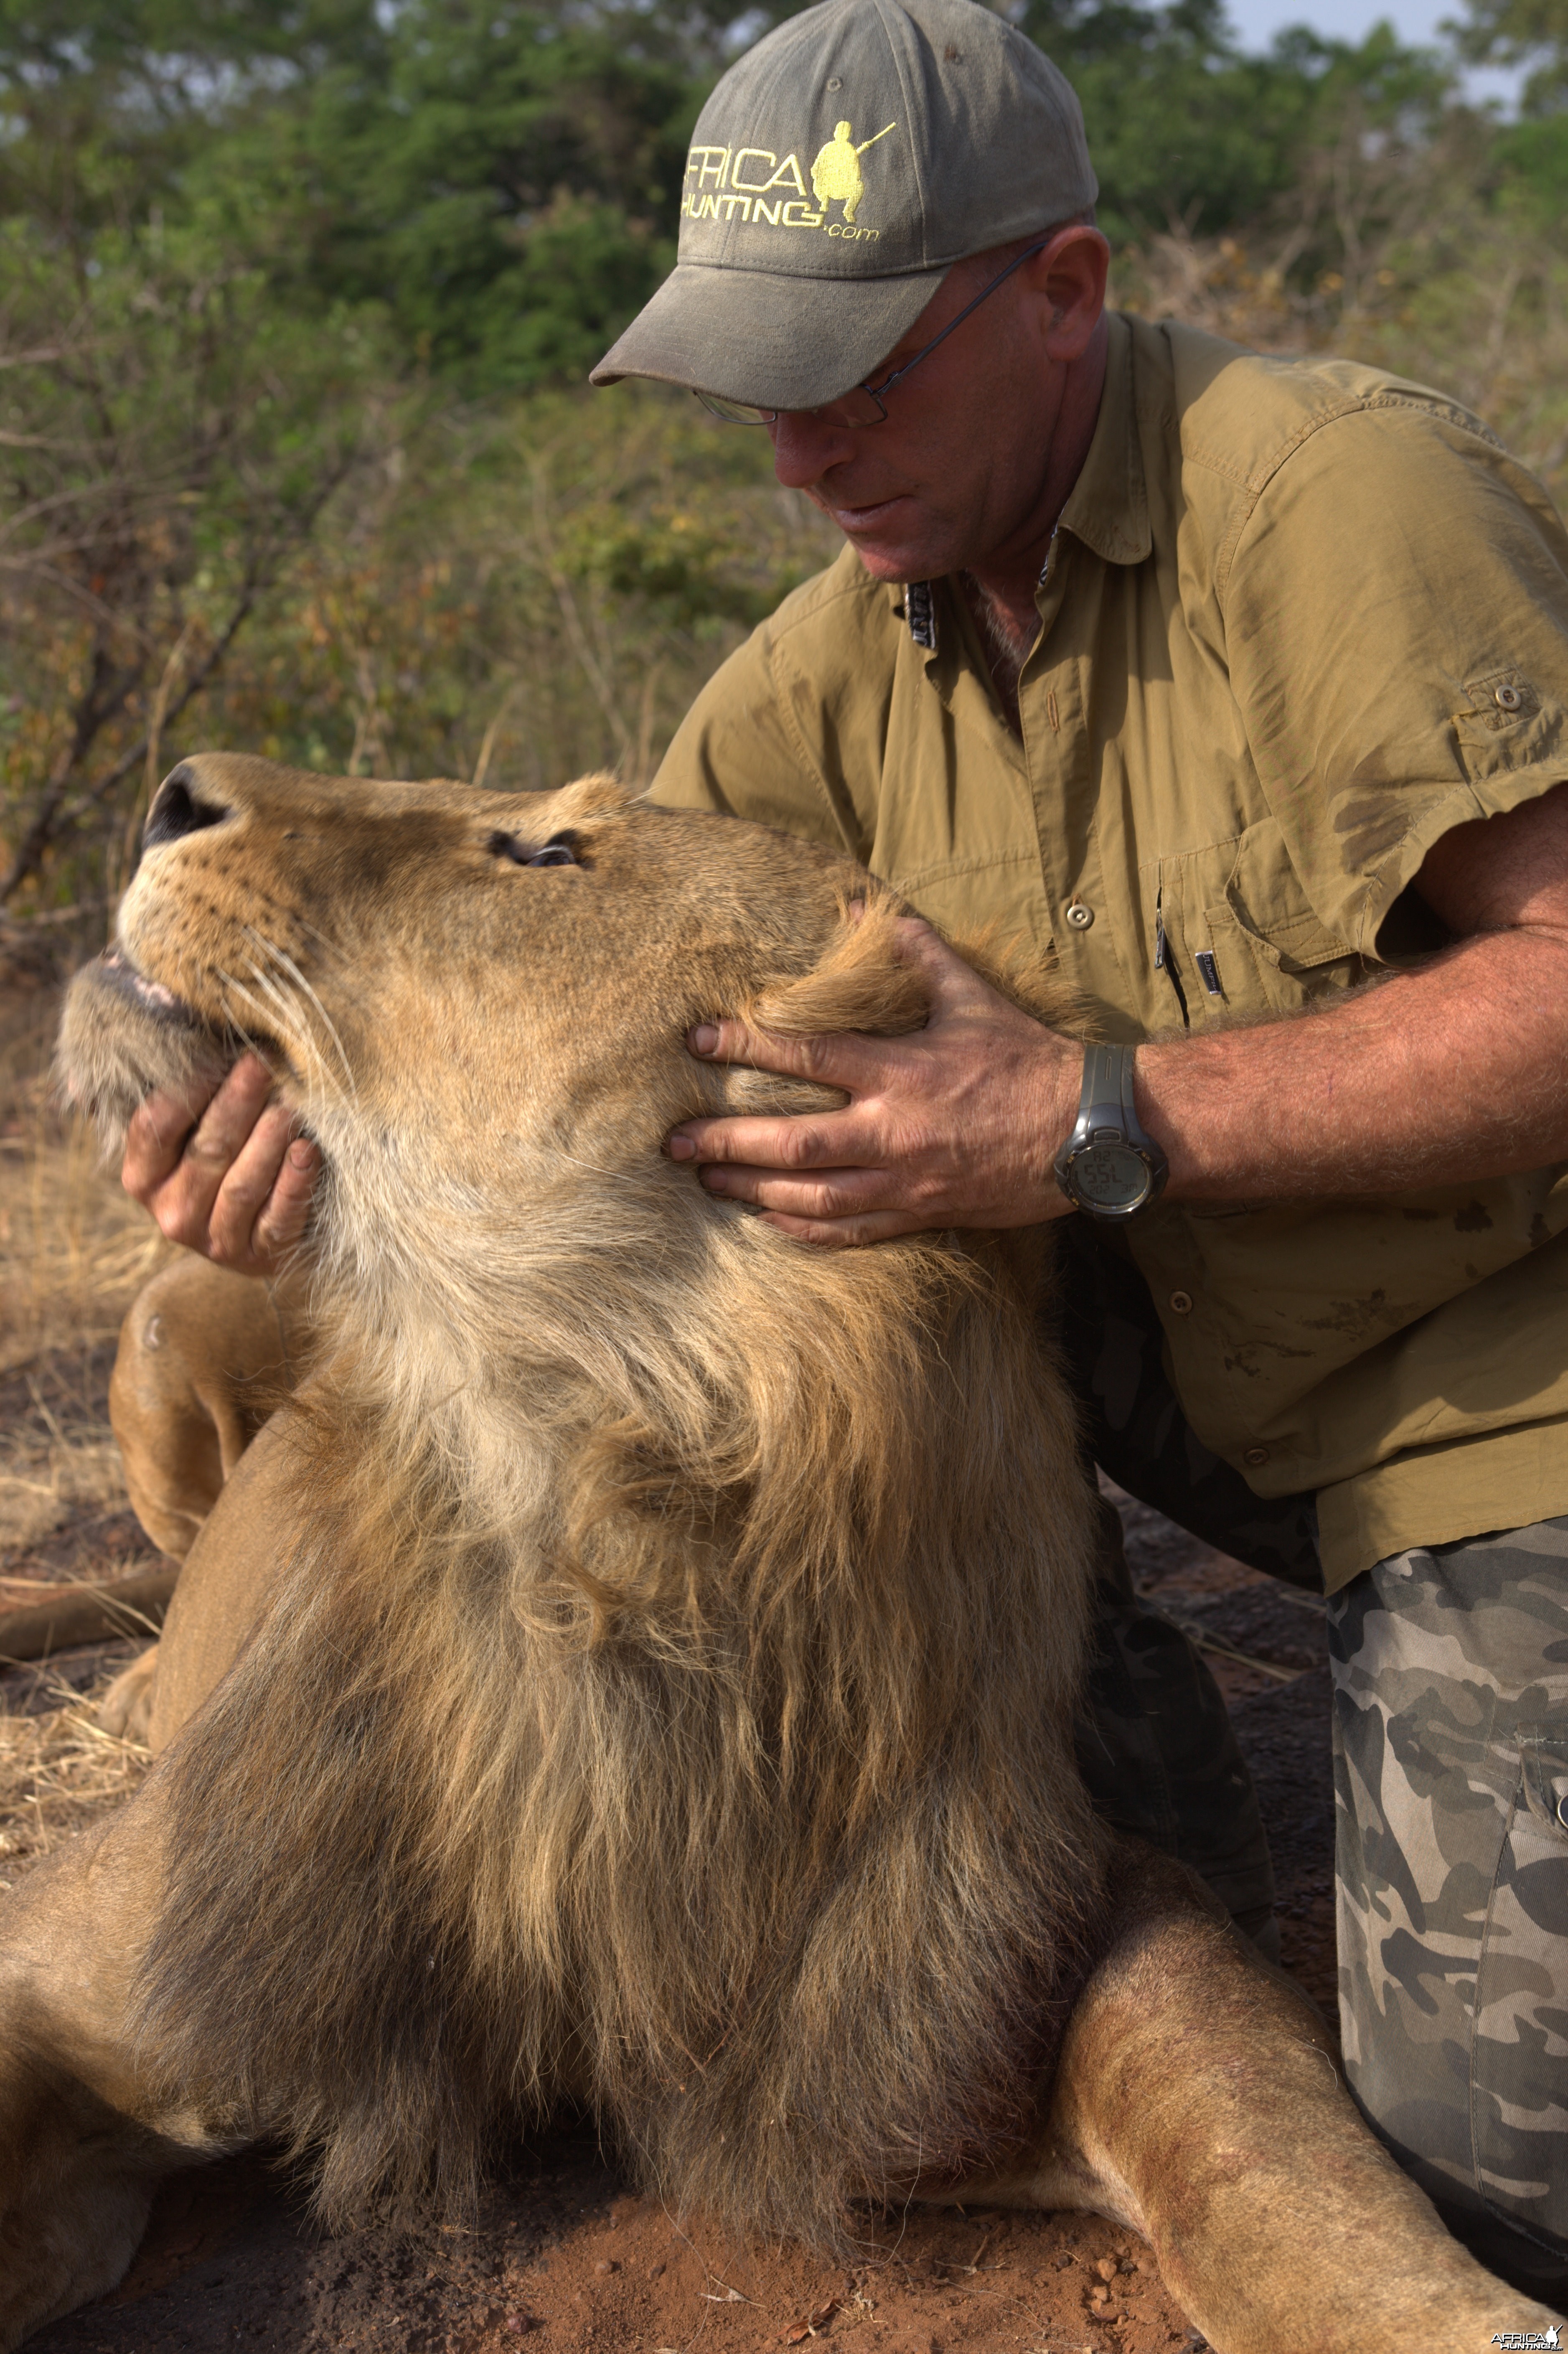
top-left (1156, 818), bottom-right (1369, 1025)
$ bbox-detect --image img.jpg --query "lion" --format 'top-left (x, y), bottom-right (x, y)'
top-left (1, 752), bottom-right (1556, 2354)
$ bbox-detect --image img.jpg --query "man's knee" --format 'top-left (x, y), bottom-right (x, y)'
top-left (110, 1256), bottom-right (310, 1560)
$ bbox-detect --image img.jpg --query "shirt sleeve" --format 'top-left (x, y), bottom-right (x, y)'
top-left (648, 620), bottom-right (848, 850)
top-left (649, 547), bottom-right (897, 860)
top-left (1222, 397), bottom-right (1568, 959)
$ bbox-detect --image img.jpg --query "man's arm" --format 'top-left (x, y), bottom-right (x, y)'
top-left (667, 780), bottom-right (1568, 1246)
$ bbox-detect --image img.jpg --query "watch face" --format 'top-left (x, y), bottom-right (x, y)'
top-left (1069, 1141), bottom-right (1151, 1213)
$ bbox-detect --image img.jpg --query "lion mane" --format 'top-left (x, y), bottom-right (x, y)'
top-left (61, 759), bottom-right (1104, 2248)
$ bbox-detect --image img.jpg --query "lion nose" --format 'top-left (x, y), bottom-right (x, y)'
top-left (144, 767), bottom-right (230, 852)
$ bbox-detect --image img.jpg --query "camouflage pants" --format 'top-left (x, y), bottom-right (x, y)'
top-left (1331, 1525), bottom-right (1568, 2289)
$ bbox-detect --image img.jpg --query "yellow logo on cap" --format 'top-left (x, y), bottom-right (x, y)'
top-left (809, 120), bottom-right (896, 226)
top-left (680, 119), bottom-right (897, 239)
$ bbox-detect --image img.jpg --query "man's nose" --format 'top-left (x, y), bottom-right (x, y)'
top-left (769, 411), bottom-right (861, 491)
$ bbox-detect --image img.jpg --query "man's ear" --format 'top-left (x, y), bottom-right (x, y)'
top-left (743, 896), bottom-right (930, 1040)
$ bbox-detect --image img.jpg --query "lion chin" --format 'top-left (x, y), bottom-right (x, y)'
top-left (3, 754), bottom-right (1553, 2354)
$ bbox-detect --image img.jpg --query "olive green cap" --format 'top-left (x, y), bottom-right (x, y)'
top-left (590, 0), bottom-right (1096, 410)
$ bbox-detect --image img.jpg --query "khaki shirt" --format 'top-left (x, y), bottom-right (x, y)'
top-left (651, 310), bottom-right (1568, 1591)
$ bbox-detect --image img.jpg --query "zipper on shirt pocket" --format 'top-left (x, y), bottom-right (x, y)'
top-left (1154, 886), bottom-right (1189, 1028)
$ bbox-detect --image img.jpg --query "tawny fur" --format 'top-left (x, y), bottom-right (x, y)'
top-left (58, 756), bottom-right (1104, 2246)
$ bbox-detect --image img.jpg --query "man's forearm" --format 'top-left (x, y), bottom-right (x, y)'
top-left (1135, 928), bottom-right (1568, 1202)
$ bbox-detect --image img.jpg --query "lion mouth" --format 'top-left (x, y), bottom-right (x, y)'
top-left (99, 947), bottom-right (201, 1027)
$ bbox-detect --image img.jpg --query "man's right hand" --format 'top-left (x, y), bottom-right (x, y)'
top-left (121, 1054), bottom-right (320, 1276)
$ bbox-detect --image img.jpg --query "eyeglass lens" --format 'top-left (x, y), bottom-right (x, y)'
top-left (695, 385), bottom-right (884, 428)
top-left (693, 234), bottom-right (1052, 429)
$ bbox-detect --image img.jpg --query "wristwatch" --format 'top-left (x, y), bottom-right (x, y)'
top-left (1053, 1042), bottom-right (1169, 1220)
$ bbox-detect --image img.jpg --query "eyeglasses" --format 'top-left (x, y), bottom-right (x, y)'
top-left (693, 237), bottom-right (1051, 429)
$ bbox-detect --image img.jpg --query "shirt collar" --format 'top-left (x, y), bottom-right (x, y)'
top-left (1052, 312), bottom-right (1151, 570)
top-left (898, 312), bottom-right (1150, 654)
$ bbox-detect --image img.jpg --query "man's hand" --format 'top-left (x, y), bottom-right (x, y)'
top-left (122, 1054), bottom-right (319, 1276)
top-left (667, 918), bottom-right (1080, 1246)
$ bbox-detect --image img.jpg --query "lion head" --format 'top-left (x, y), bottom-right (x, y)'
top-left (60, 754), bottom-right (1102, 2245)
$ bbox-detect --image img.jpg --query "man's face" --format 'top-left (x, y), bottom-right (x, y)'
top-left (767, 226), bottom-right (1108, 586)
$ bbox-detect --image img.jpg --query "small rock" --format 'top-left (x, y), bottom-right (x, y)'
top-left (594, 2258), bottom-right (618, 2275)
top-left (502, 2316), bottom-right (529, 2338)
top-left (647, 2260), bottom-right (666, 2279)
top-left (1095, 2255), bottom-right (1118, 2282)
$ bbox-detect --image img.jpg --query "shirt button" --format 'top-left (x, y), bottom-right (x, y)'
top-left (1169, 1289), bottom-right (1193, 1315)
top-left (1495, 682), bottom-right (1524, 712)
top-left (1065, 900), bottom-right (1094, 930)
top-left (1243, 1444), bottom-right (1269, 1468)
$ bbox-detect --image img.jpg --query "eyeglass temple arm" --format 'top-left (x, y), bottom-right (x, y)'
top-left (868, 236), bottom-right (1051, 398)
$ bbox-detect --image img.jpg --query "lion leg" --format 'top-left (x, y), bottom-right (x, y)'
top-left (145, 1405), bottom-right (309, 1750)
top-left (0, 1794), bottom-right (241, 2351)
top-left (94, 1262), bottom-right (312, 1741)
top-left (97, 1643), bottom-right (161, 1742)
top-left (110, 1255), bottom-right (312, 1562)
top-left (0, 1568), bottom-right (177, 1669)
top-left (962, 1851), bottom-right (1563, 2352)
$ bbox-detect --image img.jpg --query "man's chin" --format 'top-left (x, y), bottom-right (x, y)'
top-left (815, 491), bottom-right (956, 584)
top-left (837, 526), bottom-right (956, 583)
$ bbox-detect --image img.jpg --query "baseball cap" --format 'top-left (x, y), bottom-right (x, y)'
top-left (590, 0), bottom-right (1096, 411)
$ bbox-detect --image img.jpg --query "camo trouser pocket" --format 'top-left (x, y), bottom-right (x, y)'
top-left (1329, 1520), bottom-right (1568, 2270)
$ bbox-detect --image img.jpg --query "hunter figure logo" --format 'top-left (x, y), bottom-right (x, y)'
top-left (680, 118), bottom-right (898, 239)
top-left (1491, 2328), bottom-right (1562, 2350)
top-left (809, 119), bottom-right (897, 225)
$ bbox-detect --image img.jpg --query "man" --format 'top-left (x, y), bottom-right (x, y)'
top-left (119, 0), bottom-right (1568, 2294)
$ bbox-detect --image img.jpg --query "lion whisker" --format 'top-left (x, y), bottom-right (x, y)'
top-left (239, 924), bottom-right (359, 1106)
top-left (217, 969), bottom-right (313, 1077)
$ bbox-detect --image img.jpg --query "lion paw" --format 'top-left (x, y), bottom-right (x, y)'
top-left (99, 1645), bottom-right (160, 1744)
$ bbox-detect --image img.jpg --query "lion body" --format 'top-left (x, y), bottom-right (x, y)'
top-left (5, 752), bottom-right (1553, 2354)
top-left (58, 757), bottom-right (1102, 2242)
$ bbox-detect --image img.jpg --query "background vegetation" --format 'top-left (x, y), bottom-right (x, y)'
top-left (0, 0), bottom-right (1565, 963)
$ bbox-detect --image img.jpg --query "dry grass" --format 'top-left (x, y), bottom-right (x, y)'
top-left (0, 980), bottom-right (165, 1894)
top-left (0, 1663), bottom-right (152, 1891)
top-left (0, 999), bottom-right (171, 1381)
top-left (1116, 211), bottom-right (1568, 513)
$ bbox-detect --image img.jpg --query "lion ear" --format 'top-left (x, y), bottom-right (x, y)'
top-left (745, 896), bottom-right (930, 1040)
top-left (552, 773), bottom-right (638, 821)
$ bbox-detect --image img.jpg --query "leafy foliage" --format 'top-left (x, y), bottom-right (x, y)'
top-left (1456, 0), bottom-right (1568, 111)
top-left (0, 208), bottom-right (383, 909)
top-left (188, 5), bottom-right (699, 391)
top-left (0, 0), bottom-right (1564, 939)
top-left (1017, 0), bottom-right (1448, 241)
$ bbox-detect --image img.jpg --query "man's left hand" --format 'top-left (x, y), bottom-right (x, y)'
top-left (666, 918), bottom-right (1080, 1246)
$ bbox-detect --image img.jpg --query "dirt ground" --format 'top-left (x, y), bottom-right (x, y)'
top-left (1, 979), bottom-right (1337, 2354)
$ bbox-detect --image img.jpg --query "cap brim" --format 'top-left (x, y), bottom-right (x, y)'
top-left (590, 259), bottom-right (946, 409)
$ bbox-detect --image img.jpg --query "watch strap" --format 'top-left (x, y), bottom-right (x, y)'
top-left (1078, 1041), bottom-right (1137, 1137)
top-left (1052, 1041), bottom-right (1170, 1212)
